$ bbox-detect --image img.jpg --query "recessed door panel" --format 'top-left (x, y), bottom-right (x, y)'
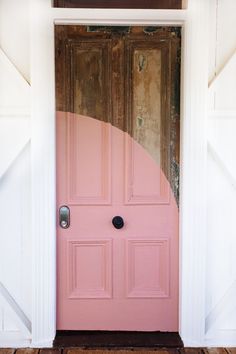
top-left (126, 239), bottom-right (170, 298)
top-left (68, 239), bottom-right (112, 299)
top-left (68, 115), bottom-right (111, 204)
top-left (132, 48), bottom-right (162, 165)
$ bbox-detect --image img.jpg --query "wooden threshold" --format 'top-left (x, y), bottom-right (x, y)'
top-left (0, 347), bottom-right (235, 354)
top-left (53, 331), bottom-right (183, 349)
top-left (53, 0), bottom-right (182, 9)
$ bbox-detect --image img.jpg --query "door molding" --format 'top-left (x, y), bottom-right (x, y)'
top-left (30, 0), bottom-right (208, 347)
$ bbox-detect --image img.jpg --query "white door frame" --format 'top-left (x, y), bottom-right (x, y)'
top-left (30, 0), bottom-right (208, 348)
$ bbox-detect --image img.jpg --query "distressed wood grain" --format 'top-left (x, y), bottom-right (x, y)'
top-left (55, 25), bottom-right (180, 202)
top-left (132, 48), bottom-right (162, 165)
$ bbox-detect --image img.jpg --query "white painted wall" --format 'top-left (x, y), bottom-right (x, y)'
top-left (0, 0), bottom-right (31, 347)
top-left (0, 0), bottom-right (30, 83)
top-left (206, 0), bottom-right (236, 346)
top-left (0, 144), bottom-right (31, 327)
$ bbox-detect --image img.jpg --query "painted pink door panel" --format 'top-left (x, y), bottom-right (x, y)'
top-left (57, 111), bottom-right (179, 331)
top-left (67, 114), bottom-right (111, 204)
top-left (124, 135), bottom-right (170, 204)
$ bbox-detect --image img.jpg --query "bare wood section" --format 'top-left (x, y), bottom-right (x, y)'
top-left (72, 42), bottom-right (111, 122)
top-left (132, 48), bottom-right (162, 165)
top-left (55, 25), bottom-right (180, 202)
top-left (53, 0), bottom-right (182, 9)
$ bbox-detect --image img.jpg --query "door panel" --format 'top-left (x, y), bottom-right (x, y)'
top-left (56, 26), bottom-right (180, 331)
top-left (68, 115), bottom-right (111, 204)
top-left (126, 238), bottom-right (169, 298)
top-left (71, 41), bottom-right (111, 121)
top-left (124, 135), bottom-right (170, 204)
top-left (132, 47), bottom-right (162, 165)
top-left (68, 239), bottom-right (112, 299)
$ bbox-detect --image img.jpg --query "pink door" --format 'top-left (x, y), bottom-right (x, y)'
top-left (56, 26), bottom-right (180, 331)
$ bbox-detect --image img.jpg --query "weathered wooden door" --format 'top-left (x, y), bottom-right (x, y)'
top-left (56, 26), bottom-right (180, 331)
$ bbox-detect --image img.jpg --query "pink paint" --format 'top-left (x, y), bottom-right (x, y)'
top-left (57, 112), bottom-right (179, 331)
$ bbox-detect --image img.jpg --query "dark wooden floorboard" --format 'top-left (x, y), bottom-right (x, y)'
top-left (179, 349), bottom-right (204, 354)
top-left (203, 349), bottom-right (228, 354)
top-left (226, 350), bottom-right (236, 354)
top-left (0, 350), bottom-right (16, 354)
top-left (15, 350), bottom-right (39, 354)
top-left (40, 350), bottom-right (62, 354)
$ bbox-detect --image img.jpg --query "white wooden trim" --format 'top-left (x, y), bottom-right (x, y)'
top-left (209, 47), bottom-right (236, 90)
top-left (30, 0), bottom-right (56, 347)
top-left (208, 110), bottom-right (236, 119)
top-left (52, 8), bottom-right (186, 25)
top-left (0, 332), bottom-right (31, 348)
top-left (30, 0), bottom-right (208, 347)
top-left (0, 283), bottom-right (31, 338)
top-left (179, 0), bottom-right (208, 346)
top-left (0, 48), bottom-right (30, 87)
top-left (205, 280), bottom-right (236, 334)
top-left (0, 108), bottom-right (30, 117)
top-left (208, 142), bottom-right (236, 192)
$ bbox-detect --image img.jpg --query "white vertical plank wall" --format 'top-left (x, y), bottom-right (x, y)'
top-left (205, 0), bottom-right (236, 346)
top-left (0, 0), bottom-right (31, 347)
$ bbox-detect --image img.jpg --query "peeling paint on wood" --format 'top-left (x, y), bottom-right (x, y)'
top-left (143, 27), bottom-right (160, 34)
top-left (133, 49), bottom-right (162, 166)
top-left (55, 26), bottom-right (181, 203)
top-left (87, 26), bottom-right (130, 34)
top-left (170, 35), bottom-right (181, 204)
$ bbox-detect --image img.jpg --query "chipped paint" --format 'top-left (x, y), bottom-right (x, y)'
top-left (56, 25), bottom-right (181, 205)
top-left (170, 37), bottom-right (181, 205)
top-left (133, 49), bottom-right (162, 166)
top-left (143, 26), bottom-right (159, 34)
top-left (138, 54), bottom-right (146, 72)
top-left (87, 26), bottom-right (130, 34)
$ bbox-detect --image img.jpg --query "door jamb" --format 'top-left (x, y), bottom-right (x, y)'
top-left (30, 1), bottom-right (208, 347)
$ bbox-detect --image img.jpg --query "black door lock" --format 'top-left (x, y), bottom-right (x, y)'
top-left (112, 216), bottom-right (124, 229)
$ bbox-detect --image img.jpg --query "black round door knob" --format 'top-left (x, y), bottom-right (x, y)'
top-left (112, 216), bottom-right (124, 229)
